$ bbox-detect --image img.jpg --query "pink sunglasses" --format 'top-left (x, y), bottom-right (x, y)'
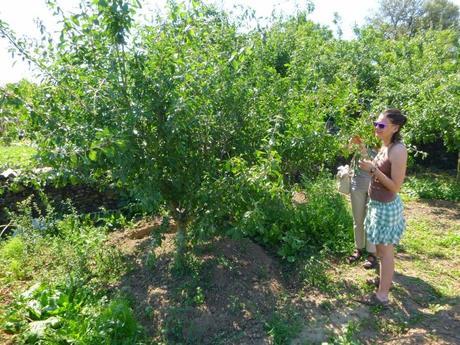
top-left (373, 121), bottom-right (386, 129)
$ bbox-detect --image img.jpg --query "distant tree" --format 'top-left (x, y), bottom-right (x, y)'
top-left (332, 12), bottom-right (343, 38)
top-left (369, 0), bottom-right (425, 37)
top-left (422, 0), bottom-right (459, 30)
top-left (368, 0), bottom-right (459, 37)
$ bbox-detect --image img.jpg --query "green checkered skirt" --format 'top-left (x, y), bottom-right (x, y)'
top-left (365, 195), bottom-right (405, 245)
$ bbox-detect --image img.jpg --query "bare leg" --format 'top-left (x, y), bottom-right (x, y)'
top-left (376, 244), bottom-right (394, 301)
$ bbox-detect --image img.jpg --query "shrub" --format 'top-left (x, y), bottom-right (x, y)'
top-left (193, 152), bottom-right (353, 261)
top-left (403, 173), bottom-right (460, 202)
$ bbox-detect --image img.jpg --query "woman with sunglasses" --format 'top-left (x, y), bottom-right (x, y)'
top-left (358, 108), bottom-right (408, 306)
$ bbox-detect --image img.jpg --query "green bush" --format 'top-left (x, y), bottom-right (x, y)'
top-left (403, 173), bottom-right (460, 201)
top-left (193, 152), bottom-right (353, 261)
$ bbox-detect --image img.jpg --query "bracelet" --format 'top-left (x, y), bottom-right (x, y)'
top-left (370, 166), bottom-right (376, 175)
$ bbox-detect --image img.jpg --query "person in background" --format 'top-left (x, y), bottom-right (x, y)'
top-left (358, 108), bottom-right (408, 306)
top-left (347, 135), bottom-right (378, 269)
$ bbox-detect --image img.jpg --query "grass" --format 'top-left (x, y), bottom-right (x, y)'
top-left (0, 144), bottom-right (37, 169)
top-left (397, 214), bottom-right (460, 297)
top-left (400, 219), bottom-right (459, 259)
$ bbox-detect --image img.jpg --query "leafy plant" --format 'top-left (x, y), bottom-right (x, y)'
top-left (403, 173), bottom-right (460, 201)
top-left (3, 279), bottom-right (145, 345)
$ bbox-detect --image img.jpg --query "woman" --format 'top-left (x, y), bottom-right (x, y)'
top-left (358, 108), bottom-right (408, 306)
top-left (347, 136), bottom-right (377, 269)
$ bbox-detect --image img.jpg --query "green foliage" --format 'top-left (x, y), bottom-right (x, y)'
top-left (0, 237), bottom-right (27, 280)
top-left (299, 255), bottom-right (338, 294)
top-left (0, 80), bottom-right (36, 144)
top-left (265, 307), bottom-right (303, 345)
top-left (0, 145), bottom-right (37, 169)
top-left (423, 0), bottom-right (460, 31)
top-left (403, 173), bottom-right (460, 201)
top-left (327, 320), bottom-right (362, 345)
top-left (1, 0), bottom-right (458, 265)
top-left (0, 199), bottom-right (143, 344)
top-left (194, 153), bottom-right (353, 260)
top-left (3, 280), bottom-right (144, 345)
top-left (7, 200), bottom-right (125, 284)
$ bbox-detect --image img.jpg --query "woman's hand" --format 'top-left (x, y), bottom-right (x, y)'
top-left (359, 159), bottom-right (374, 173)
top-left (348, 136), bottom-right (365, 154)
top-left (349, 135), bottom-right (362, 145)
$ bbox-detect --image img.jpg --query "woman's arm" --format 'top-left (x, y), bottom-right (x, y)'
top-left (386, 144), bottom-right (407, 192)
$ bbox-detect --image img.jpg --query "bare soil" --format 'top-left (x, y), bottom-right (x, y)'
top-left (108, 200), bottom-right (460, 344)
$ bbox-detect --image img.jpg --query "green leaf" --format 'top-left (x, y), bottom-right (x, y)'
top-left (88, 150), bottom-right (98, 161)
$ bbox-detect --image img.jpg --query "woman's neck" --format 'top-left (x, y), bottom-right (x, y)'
top-left (382, 138), bottom-right (392, 147)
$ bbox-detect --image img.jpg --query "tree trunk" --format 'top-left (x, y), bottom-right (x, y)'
top-left (172, 205), bottom-right (188, 272)
top-left (175, 219), bottom-right (186, 266)
top-left (457, 151), bottom-right (459, 180)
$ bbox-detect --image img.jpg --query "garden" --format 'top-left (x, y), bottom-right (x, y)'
top-left (0, 0), bottom-right (459, 344)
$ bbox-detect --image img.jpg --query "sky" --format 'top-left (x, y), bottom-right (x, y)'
top-left (0, 0), bottom-right (450, 85)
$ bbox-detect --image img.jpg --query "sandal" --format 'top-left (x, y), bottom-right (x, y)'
top-left (356, 293), bottom-right (389, 308)
top-left (363, 254), bottom-right (378, 269)
top-left (347, 249), bottom-right (363, 264)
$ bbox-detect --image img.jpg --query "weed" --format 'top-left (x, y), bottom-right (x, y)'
top-left (161, 307), bottom-right (186, 343)
top-left (375, 316), bottom-right (409, 336)
top-left (145, 252), bottom-right (157, 271)
top-left (299, 256), bottom-right (338, 294)
top-left (326, 320), bottom-right (362, 345)
top-left (144, 306), bottom-right (155, 320)
top-left (228, 295), bottom-right (246, 314)
top-left (216, 255), bottom-right (235, 271)
top-left (0, 236), bottom-right (28, 280)
top-left (2, 278), bottom-right (146, 345)
top-left (265, 307), bottom-right (303, 345)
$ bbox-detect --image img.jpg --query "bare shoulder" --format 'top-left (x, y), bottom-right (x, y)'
top-left (389, 143), bottom-right (407, 161)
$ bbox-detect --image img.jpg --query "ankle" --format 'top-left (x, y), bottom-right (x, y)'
top-left (376, 292), bottom-right (388, 302)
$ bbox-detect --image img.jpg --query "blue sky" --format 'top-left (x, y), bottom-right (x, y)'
top-left (0, 0), bottom-right (455, 85)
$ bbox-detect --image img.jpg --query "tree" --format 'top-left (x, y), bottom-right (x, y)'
top-left (1, 0), bottom-right (272, 265)
top-left (368, 0), bottom-right (425, 38)
top-left (368, 0), bottom-right (460, 38)
top-left (422, 0), bottom-right (460, 31)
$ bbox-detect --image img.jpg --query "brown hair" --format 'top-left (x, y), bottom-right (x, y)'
top-left (383, 109), bottom-right (407, 143)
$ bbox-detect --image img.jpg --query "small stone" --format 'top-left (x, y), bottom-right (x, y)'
top-left (0, 168), bottom-right (18, 179)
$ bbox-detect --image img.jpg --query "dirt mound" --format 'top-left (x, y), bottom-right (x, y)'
top-left (109, 226), bottom-right (286, 344)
